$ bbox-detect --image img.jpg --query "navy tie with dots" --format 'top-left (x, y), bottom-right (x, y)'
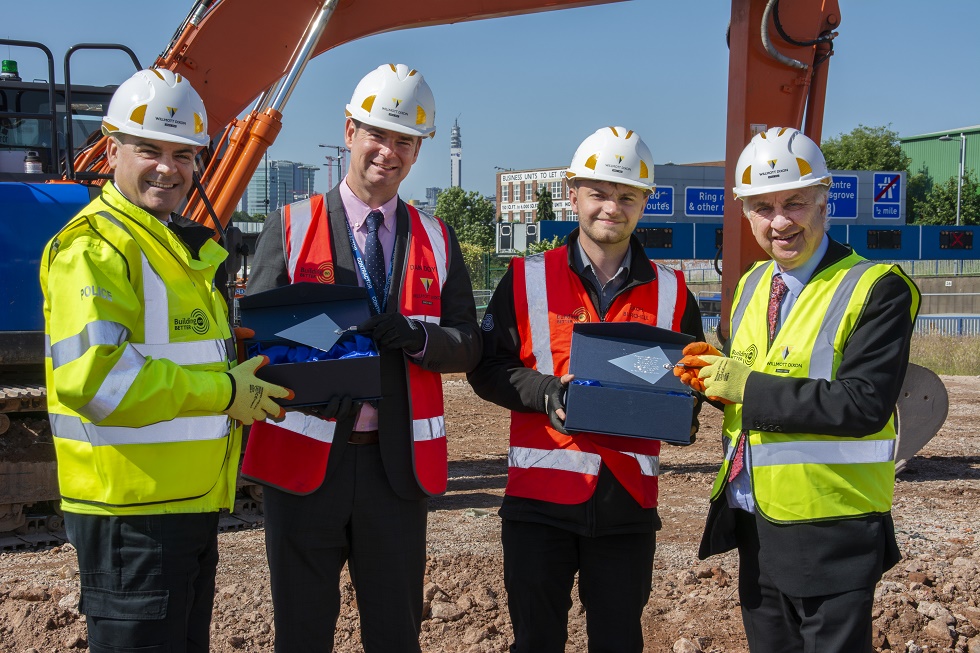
top-left (364, 211), bottom-right (387, 307)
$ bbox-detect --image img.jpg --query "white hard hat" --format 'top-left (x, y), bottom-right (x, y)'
top-left (733, 127), bottom-right (831, 199)
top-left (565, 126), bottom-right (655, 193)
top-left (345, 64), bottom-right (436, 139)
top-left (102, 69), bottom-right (208, 147)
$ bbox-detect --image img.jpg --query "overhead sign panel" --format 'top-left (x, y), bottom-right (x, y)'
top-left (684, 187), bottom-right (725, 218)
top-left (644, 187), bottom-right (674, 217)
top-left (873, 172), bottom-right (902, 219)
top-left (827, 175), bottom-right (858, 219)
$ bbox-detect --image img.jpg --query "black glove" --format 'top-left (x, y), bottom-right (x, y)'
top-left (300, 395), bottom-right (358, 421)
top-left (543, 376), bottom-right (569, 435)
top-left (357, 313), bottom-right (426, 352)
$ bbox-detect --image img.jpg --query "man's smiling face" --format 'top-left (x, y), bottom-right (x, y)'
top-left (107, 135), bottom-right (198, 220)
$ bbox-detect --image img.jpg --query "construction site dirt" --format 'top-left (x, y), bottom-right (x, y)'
top-left (0, 374), bottom-right (977, 653)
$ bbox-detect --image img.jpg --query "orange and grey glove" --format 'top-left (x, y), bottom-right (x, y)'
top-left (225, 355), bottom-right (294, 425)
top-left (697, 355), bottom-right (752, 405)
top-left (672, 341), bottom-right (722, 392)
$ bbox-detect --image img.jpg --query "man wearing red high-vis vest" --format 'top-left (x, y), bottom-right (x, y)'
top-left (244, 64), bottom-right (480, 653)
top-left (468, 127), bottom-right (705, 652)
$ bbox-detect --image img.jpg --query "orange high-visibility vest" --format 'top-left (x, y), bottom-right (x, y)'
top-left (508, 245), bottom-right (686, 508)
top-left (243, 194), bottom-right (448, 495)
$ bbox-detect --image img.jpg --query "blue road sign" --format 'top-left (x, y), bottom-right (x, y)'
top-left (685, 187), bottom-right (724, 218)
top-left (645, 186), bottom-right (674, 216)
top-left (873, 172), bottom-right (902, 219)
top-left (827, 175), bottom-right (858, 219)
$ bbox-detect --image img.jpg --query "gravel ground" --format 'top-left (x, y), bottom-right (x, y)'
top-left (0, 375), bottom-right (977, 653)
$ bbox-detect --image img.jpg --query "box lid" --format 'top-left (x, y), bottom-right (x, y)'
top-left (239, 283), bottom-right (371, 348)
top-left (568, 322), bottom-right (694, 392)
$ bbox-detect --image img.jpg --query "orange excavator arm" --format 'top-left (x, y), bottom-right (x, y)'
top-left (72, 0), bottom-right (622, 234)
top-left (720, 0), bottom-right (840, 341)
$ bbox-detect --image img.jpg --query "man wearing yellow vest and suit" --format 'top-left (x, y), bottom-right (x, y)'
top-left (676, 127), bottom-right (920, 653)
top-left (244, 64), bottom-right (480, 652)
top-left (468, 127), bottom-right (705, 652)
top-left (41, 69), bottom-right (290, 653)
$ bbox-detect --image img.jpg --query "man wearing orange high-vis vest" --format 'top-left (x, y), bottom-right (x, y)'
top-left (245, 64), bottom-right (480, 653)
top-left (468, 127), bottom-right (705, 652)
top-left (676, 128), bottom-right (920, 653)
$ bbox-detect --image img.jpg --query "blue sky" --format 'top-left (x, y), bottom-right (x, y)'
top-left (4, 1), bottom-right (978, 202)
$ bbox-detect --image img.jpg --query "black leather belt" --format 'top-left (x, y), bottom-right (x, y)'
top-left (348, 430), bottom-right (379, 445)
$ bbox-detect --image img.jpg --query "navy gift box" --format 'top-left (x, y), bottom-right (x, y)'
top-left (237, 283), bottom-right (381, 406)
top-left (563, 322), bottom-right (696, 444)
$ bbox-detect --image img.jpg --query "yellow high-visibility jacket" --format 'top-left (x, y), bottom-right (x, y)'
top-left (41, 182), bottom-right (239, 515)
top-left (711, 254), bottom-right (919, 523)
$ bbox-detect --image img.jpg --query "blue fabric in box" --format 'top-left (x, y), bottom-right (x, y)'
top-left (238, 283), bottom-right (382, 406)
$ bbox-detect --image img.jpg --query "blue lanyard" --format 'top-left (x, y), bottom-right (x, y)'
top-left (345, 218), bottom-right (392, 315)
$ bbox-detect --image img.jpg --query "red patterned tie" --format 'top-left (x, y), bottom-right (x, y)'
top-left (767, 274), bottom-right (788, 345)
top-left (728, 433), bottom-right (746, 481)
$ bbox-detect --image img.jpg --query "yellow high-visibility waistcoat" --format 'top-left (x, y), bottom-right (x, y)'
top-left (711, 253), bottom-right (919, 523)
top-left (41, 183), bottom-right (239, 515)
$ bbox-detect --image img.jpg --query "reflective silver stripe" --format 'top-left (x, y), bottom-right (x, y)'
top-left (654, 264), bottom-right (678, 327)
top-left (141, 253), bottom-right (170, 344)
top-left (277, 411), bottom-right (336, 443)
top-left (51, 321), bottom-right (130, 369)
top-left (752, 440), bottom-right (895, 467)
top-left (76, 343), bottom-right (146, 422)
top-left (96, 212), bottom-right (170, 345)
top-left (408, 314), bottom-right (440, 325)
top-left (810, 261), bottom-right (877, 380)
top-left (730, 262), bottom-right (770, 338)
top-left (413, 415), bottom-right (446, 442)
top-left (524, 254), bottom-right (554, 375)
top-left (508, 446), bottom-right (602, 476)
top-left (50, 412), bottom-right (230, 446)
top-left (133, 339), bottom-right (227, 366)
top-left (44, 334), bottom-right (51, 356)
top-left (283, 198), bottom-right (314, 282)
top-left (415, 209), bottom-right (448, 291)
top-left (621, 451), bottom-right (660, 477)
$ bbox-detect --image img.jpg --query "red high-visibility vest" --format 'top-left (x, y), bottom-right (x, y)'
top-left (243, 195), bottom-right (448, 495)
top-left (508, 245), bottom-right (686, 508)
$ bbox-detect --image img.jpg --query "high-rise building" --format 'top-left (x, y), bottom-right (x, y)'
top-left (450, 118), bottom-right (462, 188)
top-left (242, 157), bottom-right (319, 216)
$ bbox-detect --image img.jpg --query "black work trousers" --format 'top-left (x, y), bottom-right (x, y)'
top-left (734, 509), bottom-right (876, 653)
top-left (502, 519), bottom-right (656, 653)
top-left (263, 441), bottom-right (428, 653)
top-left (65, 511), bottom-right (220, 653)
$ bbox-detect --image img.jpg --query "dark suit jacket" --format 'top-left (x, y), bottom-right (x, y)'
top-left (699, 238), bottom-right (916, 597)
top-left (247, 186), bottom-right (481, 500)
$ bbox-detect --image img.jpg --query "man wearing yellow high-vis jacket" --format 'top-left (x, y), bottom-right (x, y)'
top-left (40, 69), bottom-right (290, 653)
top-left (675, 128), bottom-right (920, 653)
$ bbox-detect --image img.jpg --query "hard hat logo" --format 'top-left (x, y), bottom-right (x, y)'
top-left (566, 126), bottom-right (655, 193)
top-left (733, 127), bottom-right (831, 199)
top-left (103, 69), bottom-right (209, 147)
top-left (346, 64), bottom-right (437, 138)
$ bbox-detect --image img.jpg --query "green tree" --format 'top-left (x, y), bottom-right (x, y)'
top-left (913, 171), bottom-right (980, 226)
top-left (435, 186), bottom-right (496, 251)
top-left (536, 186), bottom-right (556, 221)
top-left (821, 124), bottom-right (911, 172)
top-left (230, 210), bottom-right (264, 223)
top-left (524, 235), bottom-right (565, 254)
